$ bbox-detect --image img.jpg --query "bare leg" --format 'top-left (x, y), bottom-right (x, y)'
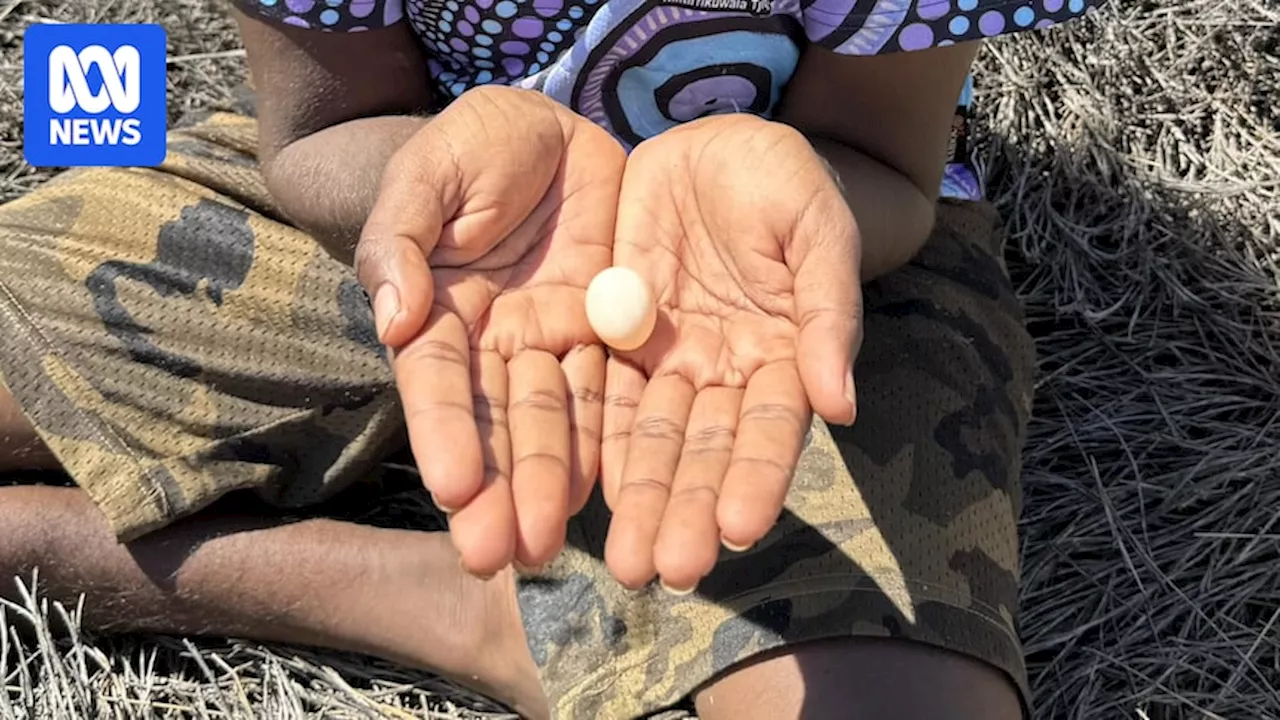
top-left (0, 484), bottom-right (547, 718)
top-left (0, 384), bottom-right (546, 718)
top-left (694, 638), bottom-right (1022, 720)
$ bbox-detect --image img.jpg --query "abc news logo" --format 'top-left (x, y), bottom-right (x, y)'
top-left (23, 24), bottom-right (167, 168)
top-left (47, 44), bottom-right (144, 147)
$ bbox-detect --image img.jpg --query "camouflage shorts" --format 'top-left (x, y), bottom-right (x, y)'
top-left (0, 113), bottom-right (1035, 719)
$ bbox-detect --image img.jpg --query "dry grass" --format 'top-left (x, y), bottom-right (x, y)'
top-left (2, 574), bottom-right (516, 719)
top-left (983, 2), bottom-right (1280, 717)
top-left (3, 0), bottom-right (1280, 717)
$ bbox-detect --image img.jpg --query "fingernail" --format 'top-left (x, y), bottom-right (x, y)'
top-left (843, 367), bottom-right (857, 425)
top-left (513, 561), bottom-right (546, 575)
top-left (660, 579), bottom-right (697, 596)
top-left (617, 580), bottom-right (648, 595)
top-left (373, 284), bottom-right (400, 343)
top-left (721, 537), bottom-right (753, 553)
top-left (460, 557), bottom-right (496, 581)
top-left (430, 492), bottom-right (458, 515)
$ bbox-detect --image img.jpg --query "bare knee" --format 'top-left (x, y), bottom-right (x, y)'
top-left (694, 637), bottom-right (1023, 720)
top-left (0, 382), bottom-right (58, 471)
top-left (0, 486), bottom-right (60, 596)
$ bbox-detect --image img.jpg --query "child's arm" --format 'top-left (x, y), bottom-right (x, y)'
top-left (231, 10), bottom-right (434, 264)
top-left (778, 42), bottom-right (981, 281)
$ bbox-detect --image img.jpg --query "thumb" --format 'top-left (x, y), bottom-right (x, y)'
top-left (790, 204), bottom-right (863, 426)
top-left (354, 230), bottom-right (435, 350)
top-left (355, 133), bottom-right (458, 350)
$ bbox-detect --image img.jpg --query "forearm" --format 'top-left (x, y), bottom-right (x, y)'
top-left (262, 115), bottom-right (429, 265)
top-left (809, 137), bottom-right (938, 282)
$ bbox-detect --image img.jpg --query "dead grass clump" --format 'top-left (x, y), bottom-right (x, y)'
top-left (979, 0), bottom-right (1280, 717)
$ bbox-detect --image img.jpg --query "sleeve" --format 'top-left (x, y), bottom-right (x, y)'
top-left (228, 0), bottom-right (405, 32)
top-left (802, 0), bottom-right (1110, 56)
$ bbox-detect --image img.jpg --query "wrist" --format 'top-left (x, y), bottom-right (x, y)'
top-left (806, 135), bottom-right (936, 282)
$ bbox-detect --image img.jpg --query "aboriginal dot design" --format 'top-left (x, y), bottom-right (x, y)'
top-left (235, 0), bottom-right (1110, 200)
top-left (239, 0), bottom-right (403, 29)
top-left (402, 0), bottom-right (603, 96)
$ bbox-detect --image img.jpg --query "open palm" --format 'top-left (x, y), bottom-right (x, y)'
top-left (357, 86), bottom-right (626, 576)
top-left (600, 114), bottom-right (863, 592)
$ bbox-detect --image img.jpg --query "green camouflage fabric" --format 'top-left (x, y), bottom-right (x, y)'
top-left (0, 113), bottom-right (1035, 719)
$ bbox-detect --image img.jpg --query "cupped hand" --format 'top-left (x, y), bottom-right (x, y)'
top-left (600, 114), bottom-right (863, 592)
top-left (355, 86), bottom-right (626, 576)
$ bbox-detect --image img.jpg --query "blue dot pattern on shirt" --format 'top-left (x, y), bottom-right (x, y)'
top-left (233, 0), bottom-right (1108, 201)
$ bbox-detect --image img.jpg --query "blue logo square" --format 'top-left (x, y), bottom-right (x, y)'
top-left (23, 24), bottom-right (168, 168)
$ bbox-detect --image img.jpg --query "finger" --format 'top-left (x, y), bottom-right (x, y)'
top-left (604, 374), bottom-right (696, 588)
top-left (653, 386), bottom-right (743, 593)
top-left (448, 349), bottom-right (517, 576)
top-left (562, 344), bottom-right (606, 516)
top-left (600, 356), bottom-right (646, 511)
top-left (717, 361), bottom-right (810, 551)
top-left (353, 231), bottom-right (434, 349)
top-left (508, 350), bottom-right (572, 568)
top-left (394, 307), bottom-right (484, 512)
top-left (356, 137), bottom-right (454, 349)
top-left (473, 350), bottom-right (512, 486)
top-left (790, 202), bottom-right (862, 426)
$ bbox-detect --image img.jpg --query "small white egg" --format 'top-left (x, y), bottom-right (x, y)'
top-left (585, 266), bottom-right (657, 352)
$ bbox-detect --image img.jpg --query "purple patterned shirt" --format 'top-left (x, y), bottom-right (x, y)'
top-left (233, 0), bottom-right (1106, 201)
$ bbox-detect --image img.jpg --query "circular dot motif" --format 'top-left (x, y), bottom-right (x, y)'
top-left (503, 57), bottom-right (525, 76)
top-left (898, 23), bottom-right (934, 50)
top-left (917, 0), bottom-right (950, 20)
top-left (403, 0), bottom-right (595, 95)
top-left (979, 9), bottom-right (1004, 35)
top-left (512, 17), bottom-right (544, 38)
top-left (534, 0), bottom-right (563, 16)
top-left (873, 0), bottom-right (1095, 49)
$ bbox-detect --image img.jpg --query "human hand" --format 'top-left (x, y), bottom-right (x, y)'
top-left (600, 114), bottom-right (862, 591)
top-left (355, 86), bottom-right (626, 576)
